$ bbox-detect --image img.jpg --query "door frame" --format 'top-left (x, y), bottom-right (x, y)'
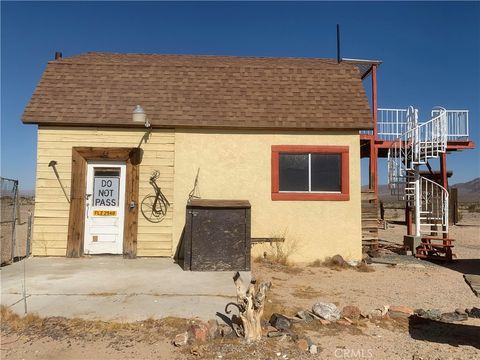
top-left (66, 147), bottom-right (142, 258)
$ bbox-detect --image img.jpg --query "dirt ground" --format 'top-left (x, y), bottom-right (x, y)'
top-left (1, 209), bottom-right (479, 359)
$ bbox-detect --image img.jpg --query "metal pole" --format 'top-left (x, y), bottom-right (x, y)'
top-left (48, 161), bottom-right (70, 203)
top-left (336, 24), bottom-right (341, 63)
top-left (10, 180), bottom-right (18, 261)
top-left (26, 211), bottom-right (32, 256)
top-left (414, 165), bottom-right (421, 237)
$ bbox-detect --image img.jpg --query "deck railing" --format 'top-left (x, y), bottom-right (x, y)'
top-left (361, 108), bottom-right (470, 141)
top-left (432, 109), bottom-right (469, 140)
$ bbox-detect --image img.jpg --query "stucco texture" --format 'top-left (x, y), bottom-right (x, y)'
top-left (173, 130), bottom-right (362, 264)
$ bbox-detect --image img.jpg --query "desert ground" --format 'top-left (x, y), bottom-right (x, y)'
top-left (1, 204), bottom-right (479, 359)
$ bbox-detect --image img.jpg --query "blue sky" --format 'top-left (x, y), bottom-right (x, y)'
top-left (1, 1), bottom-right (479, 191)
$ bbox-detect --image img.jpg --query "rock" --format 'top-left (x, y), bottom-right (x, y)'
top-left (341, 305), bottom-right (361, 320)
top-left (346, 260), bottom-right (359, 267)
top-left (267, 331), bottom-right (284, 338)
top-left (414, 308), bottom-right (426, 316)
top-left (270, 313), bottom-right (292, 331)
top-left (455, 308), bottom-right (467, 315)
top-left (189, 322), bottom-right (208, 343)
top-left (262, 325), bottom-right (277, 336)
top-left (218, 324), bottom-right (233, 337)
top-left (368, 306), bottom-right (388, 319)
top-left (305, 337), bottom-right (314, 347)
top-left (312, 302), bottom-right (341, 321)
top-left (309, 345), bottom-right (318, 354)
top-left (440, 312), bottom-right (468, 323)
top-left (331, 254), bottom-right (345, 266)
top-left (173, 332), bottom-right (188, 347)
top-left (207, 319), bottom-right (219, 339)
top-left (296, 339), bottom-right (309, 352)
top-left (337, 319), bottom-right (351, 326)
top-left (466, 307), bottom-right (480, 318)
top-left (296, 310), bottom-right (314, 322)
top-left (389, 305), bottom-right (414, 318)
top-left (424, 309), bottom-right (442, 321)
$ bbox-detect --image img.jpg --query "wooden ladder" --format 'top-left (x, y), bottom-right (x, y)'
top-left (362, 190), bottom-right (379, 250)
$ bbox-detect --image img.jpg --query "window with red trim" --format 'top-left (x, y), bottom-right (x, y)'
top-left (271, 145), bottom-right (349, 201)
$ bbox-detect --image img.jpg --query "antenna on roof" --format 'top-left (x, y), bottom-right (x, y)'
top-left (336, 24), bottom-right (341, 64)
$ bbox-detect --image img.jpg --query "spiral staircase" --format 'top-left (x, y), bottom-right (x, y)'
top-left (387, 106), bottom-right (454, 261)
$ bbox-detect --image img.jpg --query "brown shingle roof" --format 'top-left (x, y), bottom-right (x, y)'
top-left (22, 52), bottom-right (373, 130)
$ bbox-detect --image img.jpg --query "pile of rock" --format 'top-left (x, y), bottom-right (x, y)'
top-left (173, 319), bottom-right (233, 347)
top-left (173, 304), bottom-right (480, 351)
top-left (414, 307), bottom-right (480, 323)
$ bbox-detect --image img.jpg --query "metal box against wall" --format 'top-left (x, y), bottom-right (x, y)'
top-left (183, 199), bottom-right (251, 271)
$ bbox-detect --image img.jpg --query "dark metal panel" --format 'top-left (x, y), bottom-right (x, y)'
top-left (183, 201), bottom-right (251, 271)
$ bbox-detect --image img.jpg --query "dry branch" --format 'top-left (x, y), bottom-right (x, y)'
top-left (232, 271), bottom-right (271, 342)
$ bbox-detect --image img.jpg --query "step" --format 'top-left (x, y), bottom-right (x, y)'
top-left (422, 236), bottom-right (455, 241)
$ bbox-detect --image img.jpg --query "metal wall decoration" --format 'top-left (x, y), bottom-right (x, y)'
top-left (141, 170), bottom-right (170, 223)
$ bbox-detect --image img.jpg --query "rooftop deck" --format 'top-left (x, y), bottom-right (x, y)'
top-left (360, 108), bottom-right (474, 158)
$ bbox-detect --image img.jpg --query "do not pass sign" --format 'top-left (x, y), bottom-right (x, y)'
top-left (93, 177), bottom-right (119, 207)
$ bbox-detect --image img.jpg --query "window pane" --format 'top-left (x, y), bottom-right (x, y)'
top-left (279, 153), bottom-right (309, 191)
top-left (311, 154), bottom-right (341, 192)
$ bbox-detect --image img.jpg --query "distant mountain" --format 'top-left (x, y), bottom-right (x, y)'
top-left (451, 177), bottom-right (480, 202)
top-left (366, 177), bottom-right (480, 203)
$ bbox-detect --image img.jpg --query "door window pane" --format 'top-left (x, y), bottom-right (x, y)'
top-left (93, 168), bottom-right (120, 207)
top-left (311, 154), bottom-right (341, 192)
top-left (279, 154), bottom-right (309, 191)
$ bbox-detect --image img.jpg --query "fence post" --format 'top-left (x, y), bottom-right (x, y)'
top-left (27, 211), bottom-right (32, 256)
top-left (10, 180), bottom-right (19, 261)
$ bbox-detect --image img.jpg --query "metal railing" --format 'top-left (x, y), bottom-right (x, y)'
top-left (388, 108), bottom-right (447, 186)
top-left (361, 107), bottom-right (470, 141)
top-left (387, 107), bottom-right (450, 237)
top-left (419, 176), bottom-right (449, 235)
top-left (432, 109), bottom-right (469, 140)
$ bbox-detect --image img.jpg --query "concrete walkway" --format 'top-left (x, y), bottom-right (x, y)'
top-left (1, 257), bottom-right (248, 321)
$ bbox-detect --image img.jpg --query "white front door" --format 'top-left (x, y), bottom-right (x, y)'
top-left (84, 161), bottom-right (126, 254)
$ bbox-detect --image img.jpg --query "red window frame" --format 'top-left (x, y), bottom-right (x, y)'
top-left (271, 145), bottom-right (350, 201)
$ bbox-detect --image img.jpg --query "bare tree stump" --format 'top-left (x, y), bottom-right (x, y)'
top-left (231, 271), bottom-right (271, 342)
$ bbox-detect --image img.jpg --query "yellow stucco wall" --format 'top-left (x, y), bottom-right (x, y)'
top-left (173, 130), bottom-right (362, 264)
top-left (33, 127), bottom-right (174, 257)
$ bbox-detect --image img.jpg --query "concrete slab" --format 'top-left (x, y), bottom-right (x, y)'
top-left (1, 257), bottom-right (249, 321)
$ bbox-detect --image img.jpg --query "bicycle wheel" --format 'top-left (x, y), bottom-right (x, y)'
top-left (141, 195), bottom-right (167, 223)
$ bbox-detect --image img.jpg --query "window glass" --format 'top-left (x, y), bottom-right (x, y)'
top-left (93, 167), bottom-right (120, 207)
top-left (311, 154), bottom-right (341, 192)
top-left (279, 154), bottom-right (309, 191)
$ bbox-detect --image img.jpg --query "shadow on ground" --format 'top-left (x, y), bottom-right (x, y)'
top-left (409, 316), bottom-right (480, 349)
top-left (420, 258), bottom-right (480, 276)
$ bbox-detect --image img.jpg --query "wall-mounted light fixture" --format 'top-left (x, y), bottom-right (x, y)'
top-left (132, 105), bottom-right (151, 128)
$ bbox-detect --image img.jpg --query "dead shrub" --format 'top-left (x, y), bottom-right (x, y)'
top-left (262, 231), bottom-right (300, 267)
top-left (309, 259), bottom-right (323, 267)
top-left (0, 305), bottom-right (188, 343)
top-left (321, 256), bottom-right (350, 271)
top-left (356, 261), bottom-right (375, 272)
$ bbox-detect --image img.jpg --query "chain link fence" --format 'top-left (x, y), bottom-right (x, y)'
top-left (1, 177), bottom-right (31, 265)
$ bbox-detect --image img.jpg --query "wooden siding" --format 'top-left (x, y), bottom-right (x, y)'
top-left (33, 127), bottom-right (174, 257)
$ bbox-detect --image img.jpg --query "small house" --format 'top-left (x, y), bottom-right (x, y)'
top-left (22, 53), bottom-right (373, 264)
